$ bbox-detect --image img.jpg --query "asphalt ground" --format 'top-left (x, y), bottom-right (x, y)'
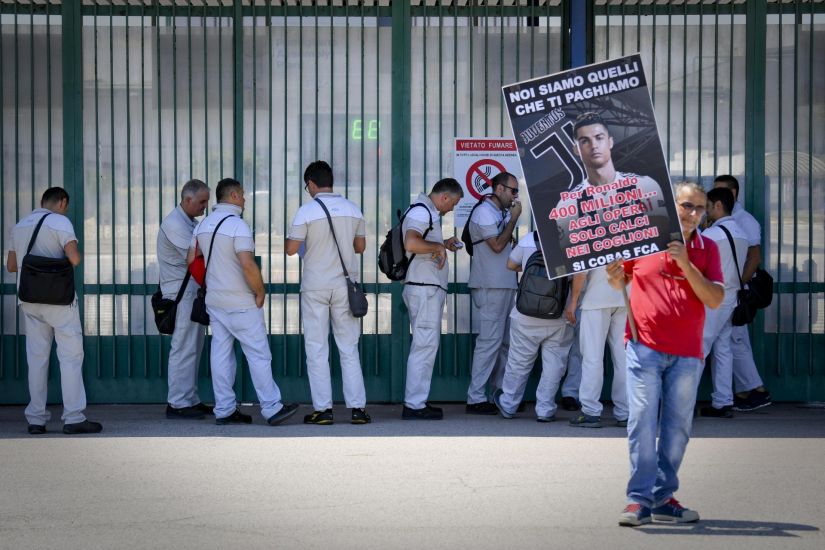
top-left (1, 402), bottom-right (824, 550)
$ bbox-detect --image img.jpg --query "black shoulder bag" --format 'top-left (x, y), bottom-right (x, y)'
top-left (18, 213), bottom-right (76, 305)
top-left (151, 270), bottom-right (192, 335)
top-left (190, 215), bottom-right (234, 326)
top-left (719, 225), bottom-right (757, 326)
top-left (314, 198), bottom-right (369, 318)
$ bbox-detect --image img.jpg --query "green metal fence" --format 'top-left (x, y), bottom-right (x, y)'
top-left (1, 0), bottom-right (823, 405)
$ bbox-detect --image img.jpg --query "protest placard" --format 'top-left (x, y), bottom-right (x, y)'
top-left (502, 53), bottom-right (681, 278)
top-left (453, 138), bottom-right (523, 227)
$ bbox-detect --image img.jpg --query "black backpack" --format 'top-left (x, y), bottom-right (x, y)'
top-left (515, 231), bottom-right (570, 319)
top-left (460, 198), bottom-right (488, 257)
top-left (378, 203), bottom-right (433, 281)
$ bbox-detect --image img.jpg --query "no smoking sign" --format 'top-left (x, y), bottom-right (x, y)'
top-left (465, 159), bottom-right (508, 200)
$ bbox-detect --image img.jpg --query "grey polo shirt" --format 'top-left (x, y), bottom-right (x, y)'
top-left (287, 192), bottom-right (366, 292)
top-left (158, 205), bottom-right (199, 298)
top-left (9, 208), bottom-right (77, 294)
top-left (191, 204), bottom-right (256, 311)
top-left (467, 199), bottom-right (518, 290)
top-left (401, 193), bottom-right (447, 289)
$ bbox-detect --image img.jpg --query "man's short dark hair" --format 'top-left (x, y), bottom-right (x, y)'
top-left (41, 187), bottom-right (69, 207)
top-left (574, 111), bottom-right (609, 137)
top-left (431, 177), bottom-right (463, 197)
top-left (714, 174), bottom-right (739, 194)
top-left (491, 172), bottom-right (516, 191)
top-left (303, 160), bottom-right (334, 189)
top-left (215, 178), bottom-right (243, 203)
top-left (707, 187), bottom-right (735, 216)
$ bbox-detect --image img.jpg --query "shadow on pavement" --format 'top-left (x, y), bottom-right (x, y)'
top-left (1, 403), bottom-right (824, 440)
top-left (636, 519), bottom-right (820, 537)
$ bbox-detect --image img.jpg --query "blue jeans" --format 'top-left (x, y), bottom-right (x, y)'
top-left (625, 340), bottom-right (701, 508)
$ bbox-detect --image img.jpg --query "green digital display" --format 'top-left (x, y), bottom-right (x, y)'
top-left (352, 119), bottom-right (380, 141)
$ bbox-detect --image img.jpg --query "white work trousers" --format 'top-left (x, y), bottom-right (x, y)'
top-left (301, 287), bottom-right (366, 411)
top-left (562, 308), bottom-right (582, 399)
top-left (467, 288), bottom-right (514, 404)
top-left (499, 316), bottom-right (574, 419)
top-left (21, 301), bottom-right (87, 425)
top-left (702, 290), bottom-right (737, 408)
top-left (730, 325), bottom-right (764, 393)
top-left (167, 289), bottom-right (206, 408)
top-left (207, 306), bottom-right (284, 420)
top-left (578, 306), bottom-right (628, 420)
top-left (403, 284), bottom-right (447, 409)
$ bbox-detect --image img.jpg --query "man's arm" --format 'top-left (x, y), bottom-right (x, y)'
top-left (353, 236), bottom-right (366, 254)
top-left (742, 244), bottom-right (761, 282)
top-left (564, 272), bottom-right (586, 324)
top-left (405, 229), bottom-right (446, 269)
top-left (484, 216), bottom-right (519, 254)
top-left (63, 240), bottom-right (81, 266)
top-left (606, 259), bottom-right (631, 290)
top-left (238, 250), bottom-right (266, 308)
top-left (668, 241), bottom-right (724, 309)
top-left (506, 259), bottom-right (522, 273)
top-left (6, 251), bottom-right (17, 273)
top-left (285, 238), bottom-right (302, 256)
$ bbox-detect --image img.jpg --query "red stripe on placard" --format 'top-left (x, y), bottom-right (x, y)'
top-left (456, 139), bottom-right (516, 151)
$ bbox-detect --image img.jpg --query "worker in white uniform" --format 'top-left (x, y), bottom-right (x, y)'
top-left (566, 267), bottom-right (628, 428)
top-left (7, 187), bottom-right (102, 435)
top-left (188, 178), bottom-right (298, 426)
top-left (713, 175), bottom-right (772, 411)
top-left (493, 232), bottom-right (575, 421)
top-left (158, 179), bottom-right (212, 419)
top-left (699, 187), bottom-right (749, 417)
top-left (286, 160), bottom-right (370, 425)
top-left (401, 178), bottom-right (463, 420)
top-left (465, 171), bottom-right (521, 415)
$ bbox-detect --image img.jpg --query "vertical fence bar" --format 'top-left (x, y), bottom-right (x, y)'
top-left (266, 0), bottom-right (273, 356)
top-left (62, 0), bottom-right (84, 387)
top-left (391, 0), bottom-right (411, 401)
top-left (806, 0), bottom-right (814, 376)
top-left (14, 1), bottom-right (20, 377)
top-left (745, 0), bottom-right (768, 377)
top-left (109, 2), bottom-right (117, 377)
top-left (791, 0), bottom-right (800, 375)
top-left (156, 0), bottom-right (163, 378)
top-left (94, 1), bottom-right (102, 377)
top-left (281, 1), bottom-right (288, 377)
top-left (775, 0), bottom-right (784, 373)
top-left (126, 4), bottom-right (133, 378)
top-left (141, 0), bottom-right (148, 378)
top-left (697, 2), bottom-right (703, 179)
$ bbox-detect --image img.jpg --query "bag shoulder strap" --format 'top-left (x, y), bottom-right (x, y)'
top-left (466, 197), bottom-right (492, 245)
top-left (172, 271), bottom-right (192, 304)
top-left (718, 224), bottom-right (744, 290)
top-left (202, 214), bottom-right (235, 289)
top-left (532, 230), bottom-right (542, 253)
top-left (402, 202), bottom-right (434, 266)
top-left (314, 197), bottom-right (353, 282)
top-left (26, 213), bottom-right (52, 255)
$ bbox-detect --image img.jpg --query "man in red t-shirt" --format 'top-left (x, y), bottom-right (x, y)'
top-left (607, 182), bottom-right (724, 527)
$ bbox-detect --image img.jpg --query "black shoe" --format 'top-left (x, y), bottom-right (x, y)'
top-left (215, 409), bottom-right (252, 425)
top-left (194, 402), bottom-right (214, 415)
top-left (465, 402), bottom-right (498, 415)
top-left (166, 404), bottom-right (206, 420)
top-left (700, 405), bottom-right (733, 418)
top-left (304, 409), bottom-right (334, 425)
top-left (268, 403), bottom-right (299, 426)
top-left (27, 424), bottom-right (46, 435)
top-left (351, 408), bottom-right (372, 424)
top-left (402, 404), bottom-right (443, 420)
top-left (63, 420), bottom-right (103, 434)
top-left (560, 396), bottom-right (580, 412)
top-left (733, 390), bottom-right (772, 412)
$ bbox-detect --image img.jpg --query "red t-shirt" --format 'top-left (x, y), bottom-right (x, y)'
top-left (623, 231), bottom-right (724, 359)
